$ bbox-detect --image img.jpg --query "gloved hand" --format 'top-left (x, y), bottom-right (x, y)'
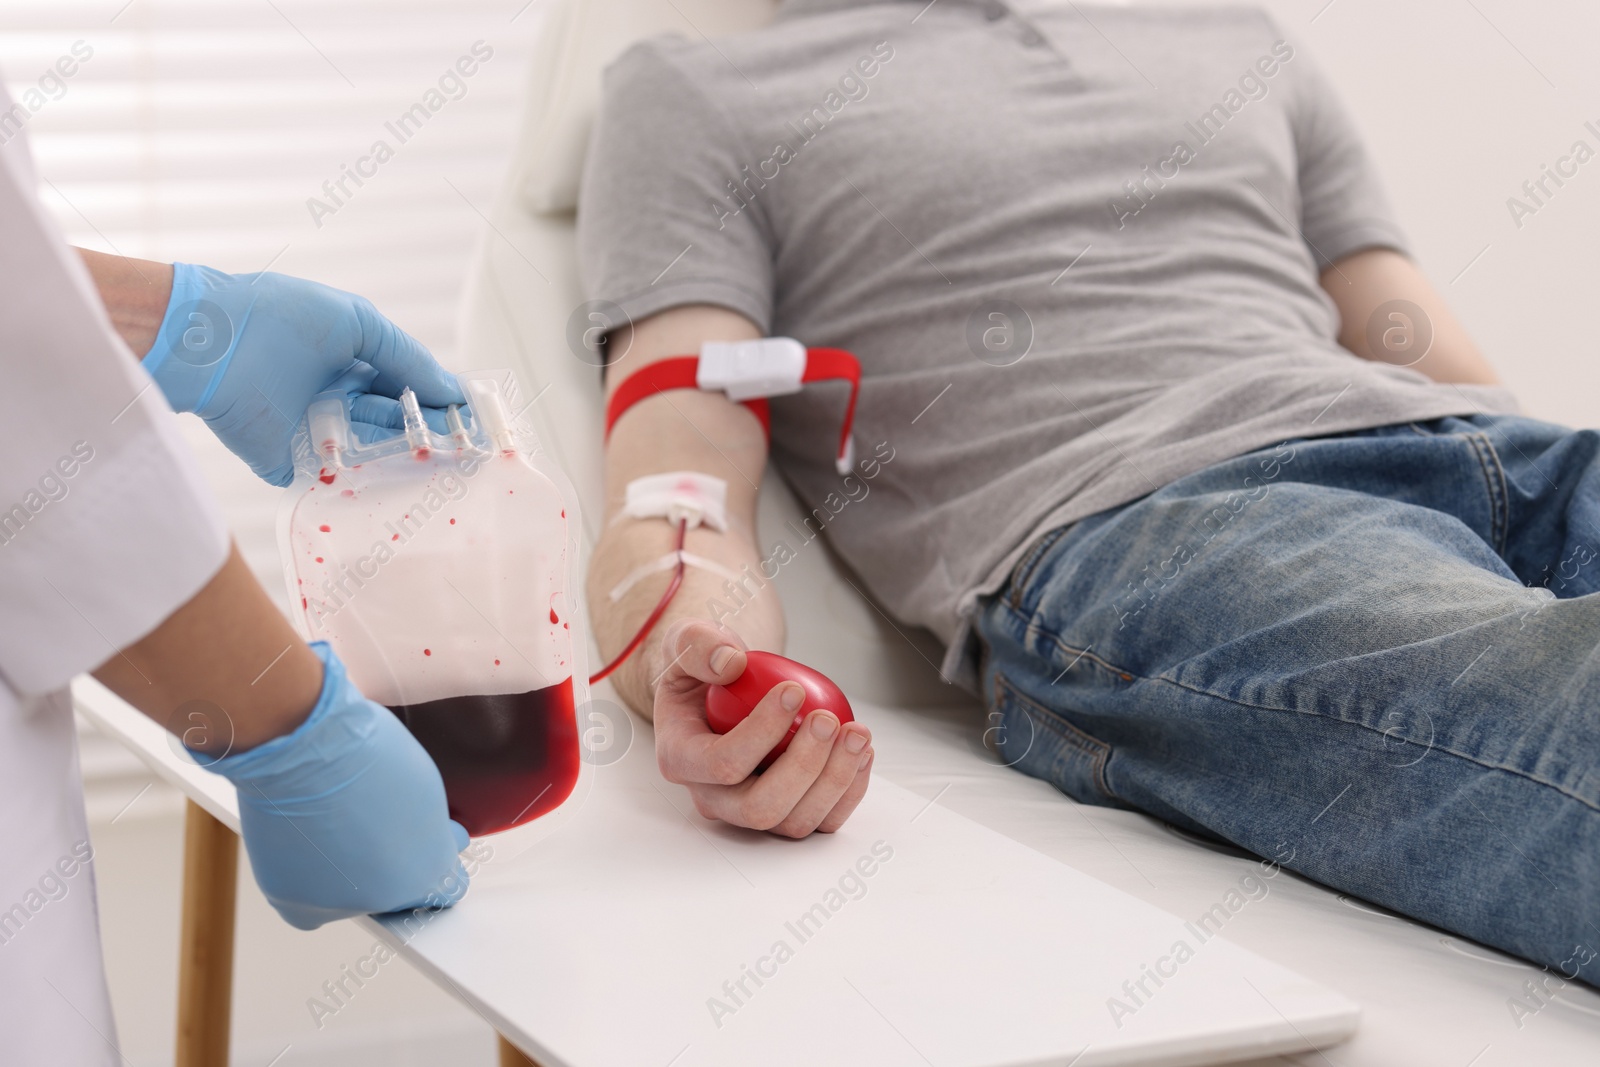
top-left (202, 642), bottom-right (470, 930)
top-left (143, 263), bottom-right (464, 486)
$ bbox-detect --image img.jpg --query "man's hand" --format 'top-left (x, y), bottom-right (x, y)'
top-left (652, 619), bottom-right (873, 837)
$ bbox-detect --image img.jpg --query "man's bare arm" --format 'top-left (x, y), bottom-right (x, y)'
top-left (1320, 248), bottom-right (1500, 385)
top-left (589, 305), bottom-right (778, 714)
top-left (588, 304), bottom-right (873, 837)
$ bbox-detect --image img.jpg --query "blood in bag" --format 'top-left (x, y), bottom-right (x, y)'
top-left (388, 679), bottom-right (579, 837)
top-left (279, 373), bottom-right (587, 836)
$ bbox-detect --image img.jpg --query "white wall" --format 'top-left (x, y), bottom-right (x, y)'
top-left (1239, 0), bottom-right (1600, 428)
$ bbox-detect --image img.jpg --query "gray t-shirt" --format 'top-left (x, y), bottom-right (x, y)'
top-left (577, 0), bottom-right (1518, 686)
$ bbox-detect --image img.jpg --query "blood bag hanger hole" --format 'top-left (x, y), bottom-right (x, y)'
top-left (307, 375), bottom-right (532, 473)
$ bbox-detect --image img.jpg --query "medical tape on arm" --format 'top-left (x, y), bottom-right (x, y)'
top-left (607, 471), bottom-right (740, 601)
top-left (608, 550), bottom-right (742, 602)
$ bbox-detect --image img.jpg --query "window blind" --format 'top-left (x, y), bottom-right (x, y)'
top-left (1, 0), bottom-right (546, 810)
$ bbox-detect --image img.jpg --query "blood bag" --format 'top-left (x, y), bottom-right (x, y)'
top-left (278, 371), bottom-right (586, 837)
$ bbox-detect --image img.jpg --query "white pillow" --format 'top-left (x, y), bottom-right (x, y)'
top-left (519, 0), bottom-right (781, 216)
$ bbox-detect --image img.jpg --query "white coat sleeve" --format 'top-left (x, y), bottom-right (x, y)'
top-left (0, 87), bottom-right (229, 697)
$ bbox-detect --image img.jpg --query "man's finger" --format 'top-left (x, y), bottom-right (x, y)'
top-left (768, 721), bottom-right (869, 837)
top-left (654, 617), bottom-right (745, 694)
top-left (721, 708), bottom-right (839, 827)
top-left (658, 678), bottom-right (804, 786)
top-left (815, 747), bottom-right (874, 835)
top-left (651, 619), bottom-right (751, 783)
top-left (685, 709), bottom-right (845, 830)
top-left (650, 619), bottom-right (747, 766)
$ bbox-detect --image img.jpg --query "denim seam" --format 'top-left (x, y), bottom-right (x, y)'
top-left (1006, 526), bottom-right (1072, 612)
top-left (1001, 602), bottom-right (1140, 682)
top-left (993, 671), bottom-right (1117, 801)
top-left (998, 592), bottom-right (1600, 813)
top-left (1467, 432), bottom-right (1510, 555)
top-left (975, 631), bottom-right (993, 701)
top-left (1144, 671), bottom-right (1600, 815)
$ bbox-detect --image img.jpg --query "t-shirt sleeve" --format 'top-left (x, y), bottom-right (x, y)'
top-left (1281, 37), bottom-right (1409, 270)
top-left (577, 39), bottom-right (776, 338)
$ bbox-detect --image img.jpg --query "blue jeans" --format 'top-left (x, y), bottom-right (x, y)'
top-left (975, 415), bottom-right (1600, 984)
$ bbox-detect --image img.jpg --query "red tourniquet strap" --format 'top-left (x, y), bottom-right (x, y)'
top-left (801, 348), bottom-right (860, 472)
top-left (604, 357), bottom-right (769, 439)
top-left (603, 346), bottom-right (861, 470)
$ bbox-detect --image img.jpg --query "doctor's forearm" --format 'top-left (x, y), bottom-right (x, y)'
top-left (76, 247), bottom-right (172, 359)
top-left (92, 541), bottom-right (323, 754)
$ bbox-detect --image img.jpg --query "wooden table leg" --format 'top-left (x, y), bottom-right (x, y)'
top-left (499, 1034), bottom-right (544, 1066)
top-left (176, 800), bottom-right (238, 1067)
top-left (173, 798), bottom-right (529, 1067)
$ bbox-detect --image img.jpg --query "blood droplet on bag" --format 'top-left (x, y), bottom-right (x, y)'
top-left (450, 518), bottom-right (456, 525)
top-left (423, 648), bottom-right (432, 656)
top-left (318, 469), bottom-right (335, 485)
top-left (319, 524), bottom-right (331, 532)
top-left (549, 607), bottom-right (559, 624)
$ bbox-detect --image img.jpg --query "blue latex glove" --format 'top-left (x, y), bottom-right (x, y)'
top-left (143, 263), bottom-right (464, 486)
top-left (203, 642), bottom-right (471, 930)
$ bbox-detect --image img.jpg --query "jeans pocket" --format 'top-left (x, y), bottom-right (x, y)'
top-left (991, 672), bottom-right (1118, 806)
top-left (1002, 526), bottom-right (1067, 613)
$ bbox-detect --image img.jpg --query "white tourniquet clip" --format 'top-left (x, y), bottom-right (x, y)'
top-left (608, 472), bottom-right (742, 601)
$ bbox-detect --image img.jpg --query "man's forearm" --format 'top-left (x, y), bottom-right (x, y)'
top-left (585, 305), bottom-right (873, 838)
top-left (586, 304), bottom-right (776, 718)
top-left (590, 510), bottom-right (784, 717)
top-left (1321, 248), bottom-right (1499, 386)
top-left (76, 247), bottom-right (172, 358)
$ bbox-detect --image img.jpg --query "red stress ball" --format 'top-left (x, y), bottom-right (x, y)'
top-left (705, 651), bottom-right (855, 769)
